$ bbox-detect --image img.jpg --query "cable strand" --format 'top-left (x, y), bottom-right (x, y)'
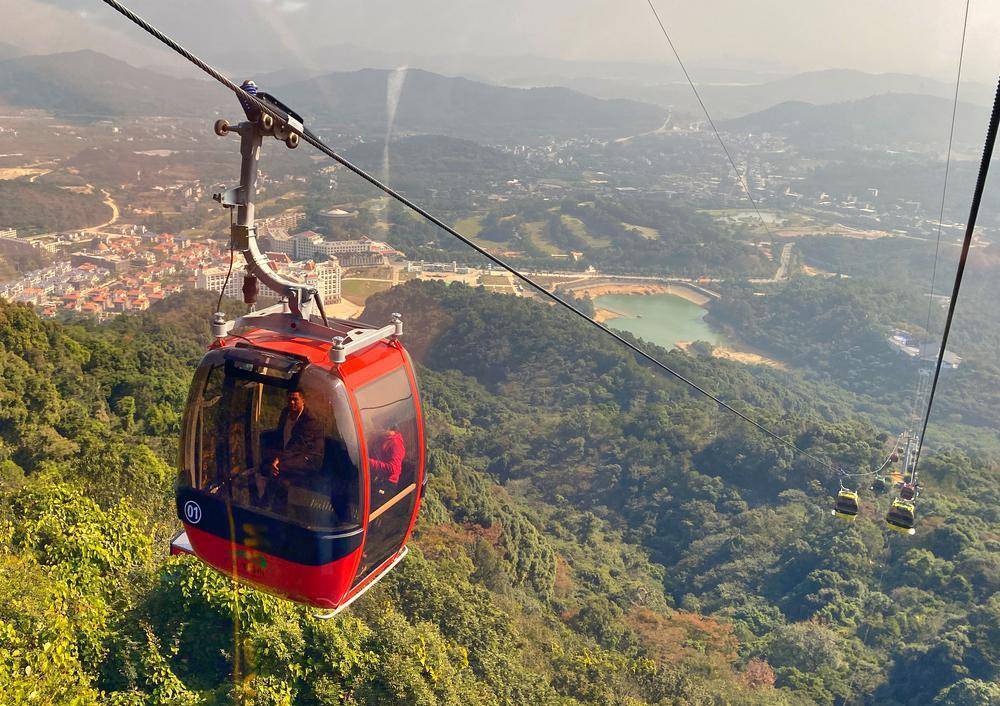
top-left (98, 0), bottom-right (840, 475)
top-left (915, 1), bottom-right (970, 435)
top-left (924, 0), bottom-right (970, 339)
top-left (216, 210), bottom-right (235, 312)
top-left (644, 0), bottom-right (778, 245)
top-left (913, 74), bottom-right (1000, 479)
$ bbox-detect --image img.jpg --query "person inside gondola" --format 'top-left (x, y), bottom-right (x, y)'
top-left (369, 426), bottom-right (405, 505)
top-left (272, 390), bottom-right (325, 474)
top-left (257, 389), bottom-right (325, 512)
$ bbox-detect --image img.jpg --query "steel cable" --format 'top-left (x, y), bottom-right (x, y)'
top-left (99, 0), bottom-right (843, 474)
top-left (913, 74), bottom-right (1000, 479)
top-left (924, 0), bottom-right (971, 341)
top-left (645, 0), bottom-right (779, 244)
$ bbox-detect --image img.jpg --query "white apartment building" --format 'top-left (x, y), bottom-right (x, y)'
top-left (290, 233), bottom-right (394, 267)
top-left (195, 266), bottom-right (246, 300)
top-left (195, 257), bottom-right (342, 304)
top-left (262, 211), bottom-right (306, 231)
top-left (261, 231), bottom-right (297, 257)
top-left (284, 259), bottom-right (342, 303)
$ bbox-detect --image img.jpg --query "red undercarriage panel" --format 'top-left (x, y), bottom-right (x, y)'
top-left (184, 524), bottom-right (359, 608)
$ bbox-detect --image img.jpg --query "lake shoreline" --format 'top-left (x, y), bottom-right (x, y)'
top-left (592, 289), bottom-right (787, 369)
top-left (594, 305), bottom-right (631, 324)
top-left (675, 340), bottom-right (786, 370)
top-left (568, 282), bottom-right (712, 323)
top-left (593, 290), bottom-right (722, 351)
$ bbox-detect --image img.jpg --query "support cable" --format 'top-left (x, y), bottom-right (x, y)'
top-left (98, 0), bottom-right (840, 474)
top-left (913, 74), bottom-right (1000, 479)
top-left (915, 1), bottom-right (970, 434)
top-left (644, 0), bottom-right (778, 243)
top-left (840, 433), bottom-right (904, 479)
top-left (216, 209), bottom-right (235, 313)
top-left (924, 0), bottom-right (970, 340)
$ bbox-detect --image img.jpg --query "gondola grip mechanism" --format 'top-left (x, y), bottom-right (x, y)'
top-left (331, 336), bottom-right (347, 364)
top-left (211, 311), bottom-right (233, 339)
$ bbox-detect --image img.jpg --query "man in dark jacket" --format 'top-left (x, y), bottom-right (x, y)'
top-left (257, 390), bottom-right (325, 512)
top-left (270, 390), bottom-right (324, 476)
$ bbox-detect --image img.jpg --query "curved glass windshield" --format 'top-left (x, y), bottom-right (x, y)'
top-left (180, 348), bottom-right (362, 530)
top-left (353, 365), bottom-right (420, 583)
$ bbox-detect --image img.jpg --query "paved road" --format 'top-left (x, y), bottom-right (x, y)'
top-left (83, 188), bottom-right (120, 233)
top-left (776, 242), bottom-right (794, 280)
top-left (747, 242), bottom-right (794, 284)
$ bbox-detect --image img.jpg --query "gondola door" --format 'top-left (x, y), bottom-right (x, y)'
top-left (352, 363), bottom-right (423, 585)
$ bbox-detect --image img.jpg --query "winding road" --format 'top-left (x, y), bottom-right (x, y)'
top-left (83, 188), bottom-right (120, 233)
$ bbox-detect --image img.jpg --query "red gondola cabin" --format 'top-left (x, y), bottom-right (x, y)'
top-left (171, 311), bottom-right (425, 611)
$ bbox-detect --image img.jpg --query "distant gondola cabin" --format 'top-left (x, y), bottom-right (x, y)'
top-left (172, 314), bottom-right (425, 611)
top-left (833, 489), bottom-right (860, 520)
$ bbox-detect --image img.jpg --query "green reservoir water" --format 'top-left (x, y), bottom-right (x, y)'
top-left (594, 293), bottom-right (725, 350)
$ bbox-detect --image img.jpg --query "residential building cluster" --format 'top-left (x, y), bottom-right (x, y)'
top-left (0, 206), bottom-right (406, 318)
top-left (0, 231), bottom-right (226, 319)
top-left (195, 253), bottom-right (342, 305)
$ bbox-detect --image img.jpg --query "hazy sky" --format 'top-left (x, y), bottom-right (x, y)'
top-left (7, 0), bottom-right (1000, 83)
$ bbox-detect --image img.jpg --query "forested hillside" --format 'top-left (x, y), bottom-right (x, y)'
top-left (1, 282), bottom-right (997, 704)
top-left (0, 180), bottom-right (112, 235)
top-left (326, 195), bottom-right (772, 278)
top-left (714, 241), bottom-right (1000, 455)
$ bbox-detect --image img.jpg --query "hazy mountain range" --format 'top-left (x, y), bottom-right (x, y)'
top-left (722, 92), bottom-right (990, 152)
top-left (206, 42), bottom-right (993, 120)
top-left (0, 48), bottom-right (990, 151)
top-left (569, 69), bottom-right (993, 119)
top-left (0, 50), bottom-right (228, 118)
top-left (0, 50), bottom-right (665, 140)
top-left (0, 42), bottom-right (24, 62)
top-left (273, 68), bottom-right (666, 140)
top-left (206, 42), bottom-right (783, 89)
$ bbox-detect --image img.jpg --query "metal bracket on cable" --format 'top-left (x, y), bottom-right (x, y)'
top-left (211, 82), bottom-right (316, 320)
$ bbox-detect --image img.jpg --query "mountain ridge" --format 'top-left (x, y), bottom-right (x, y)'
top-left (566, 68), bottom-right (992, 119)
top-left (721, 91), bottom-right (990, 150)
top-left (270, 66), bottom-right (667, 140)
top-left (0, 50), bottom-right (667, 140)
top-left (0, 49), bottom-right (227, 118)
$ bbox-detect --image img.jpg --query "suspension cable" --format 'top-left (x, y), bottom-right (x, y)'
top-left (98, 0), bottom-right (841, 474)
top-left (840, 433), bottom-right (904, 480)
top-left (924, 0), bottom-right (970, 340)
top-left (912, 0), bottom-right (971, 444)
top-left (216, 210), bottom-right (235, 313)
top-left (913, 75), bottom-right (1000, 479)
top-left (644, 0), bottom-right (778, 244)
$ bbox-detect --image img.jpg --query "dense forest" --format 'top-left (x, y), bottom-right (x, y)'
top-left (715, 236), bottom-right (1000, 455)
top-left (309, 187), bottom-right (772, 278)
top-left (0, 281), bottom-right (997, 704)
top-left (0, 179), bottom-right (112, 235)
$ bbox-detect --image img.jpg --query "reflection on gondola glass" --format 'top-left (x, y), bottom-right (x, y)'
top-left (180, 349), bottom-right (362, 531)
top-left (354, 366), bottom-right (420, 583)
